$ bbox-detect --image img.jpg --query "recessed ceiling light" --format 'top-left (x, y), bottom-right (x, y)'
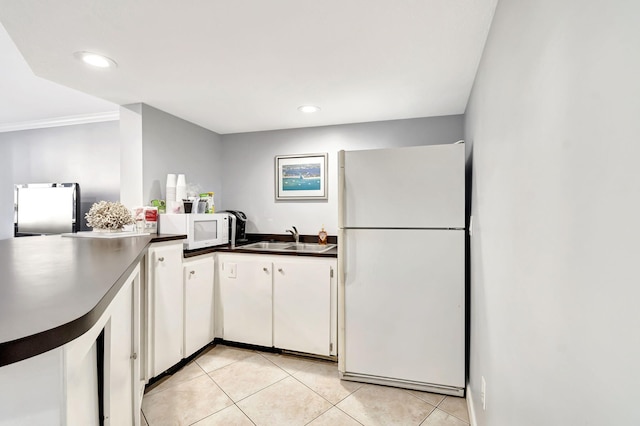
top-left (298, 105), bottom-right (321, 113)
top-left (74, 51), bottom-right (118, 69)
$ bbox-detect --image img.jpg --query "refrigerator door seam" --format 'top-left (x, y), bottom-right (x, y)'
top-left (341, 227), bottom-right (465, 231)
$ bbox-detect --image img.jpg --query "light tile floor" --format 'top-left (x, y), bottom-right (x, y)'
top-left (142, 344), bottom-right (470, 426)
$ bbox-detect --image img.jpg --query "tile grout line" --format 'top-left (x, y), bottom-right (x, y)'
top-left (368, 385), bottom-right (437, 426)
top-left (289, 365), bottom-right (365, 407)
top-left (210, 359), bottom-right (304, 426)
top-left (230, 403), bottom-right (258, 426)
top-left (212, 370), bottom-right (292, 405)
top-left (288, 370), bottom-right (367, 425)
top-left (188, 373), bottom-right (238, 425)
top-left (199, 347), bottom-right (296, 420)
top-left (302, 404), bottom-right (334, 425)
top-left (331, 405), bottom-right (367, 426)
top-left (436, 396), bottom-right (471, 424)
top-left (396, 387), bottom-right (470, 425)
top-left (194, 347), bottom-right (259, 375)
top-left (193, 350), bottom-right (263, 425)
top-left (254, 352), bottom-right (365, 425)
top-left (396, 388), bottom-right (441, 425)
top-left (191, 347), bottom-right (271, 425)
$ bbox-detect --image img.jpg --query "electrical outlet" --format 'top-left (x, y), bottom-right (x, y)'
top-left (226, 263), bottom-right (237, 278)
top-left (481, 376), bottom-right (486, 410)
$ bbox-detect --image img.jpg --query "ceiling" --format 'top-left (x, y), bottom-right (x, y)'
top-left (0, 23), bottom-right (119, 132)
top-left (0, 0), bottom-right (497, 135)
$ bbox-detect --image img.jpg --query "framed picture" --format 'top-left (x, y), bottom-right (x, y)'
top-left (275, 153), bottom-right (328, 200)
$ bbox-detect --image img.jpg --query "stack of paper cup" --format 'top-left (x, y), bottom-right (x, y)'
top-left (166, 174), bottom-right (177, 203)
top-left (176, 174), bottom-right (187, 201)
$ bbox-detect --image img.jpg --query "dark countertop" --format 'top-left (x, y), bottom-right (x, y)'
top-left (184, 244), bottom-right (338, 258)
top-left (0, 233), bottom-right (184, 367)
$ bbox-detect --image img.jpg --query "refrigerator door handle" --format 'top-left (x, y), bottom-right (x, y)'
top-left (337, 226), bottom-right (346, 372)
top-left (338, 228), bottom-right (345, 282)
top-left (338, 150), bottom-right (346, 229)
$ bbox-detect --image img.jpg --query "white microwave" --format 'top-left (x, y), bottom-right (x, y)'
top-left (159, 213), bottom-right (229, 250)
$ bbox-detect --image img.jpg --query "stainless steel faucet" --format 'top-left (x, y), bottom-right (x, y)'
top-left (286, 226), bottom-right (299, 244)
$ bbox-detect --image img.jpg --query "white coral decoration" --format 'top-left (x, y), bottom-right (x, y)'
top-left (86, 201), bottom-right (135, 230)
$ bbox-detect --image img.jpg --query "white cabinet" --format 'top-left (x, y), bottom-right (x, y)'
top-left (218, 255), bottom-right (273, 347)
top-left (273, 259), bottom-right (333, 356)
top-left (183, 255), bottom-right (215, 357)
top-left (104, 265), bottom-right (142, 426)
top-left (65, 264), bottom-right (142, 426)
top-left (0, 264), bottom-right (144, 426)
top-left (217, 253), bottom-right (337, 356)
top-left (147, 242), bottom-right (183, 377)
top-left (146, 245), bottom-right (218, 379)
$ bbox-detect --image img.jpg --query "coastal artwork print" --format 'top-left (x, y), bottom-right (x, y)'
top-left (275, 153), bottom-right (328, 200)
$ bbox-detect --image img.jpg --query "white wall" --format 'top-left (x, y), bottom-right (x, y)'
top-left (465, 0), bottom-right (640, 425)
top-left (221, 115), bottom-right (463, 235)
top-left (0, 121), bottom-right (121, 237)
top-left (119, 104), bottom-right (143, 208)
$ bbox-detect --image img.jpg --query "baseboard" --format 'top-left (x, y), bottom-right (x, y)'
top-left (466, 382), bottom-right (478, 426)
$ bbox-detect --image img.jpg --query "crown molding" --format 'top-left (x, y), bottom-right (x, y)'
top-left (0, 111), bottom-right (120, 133)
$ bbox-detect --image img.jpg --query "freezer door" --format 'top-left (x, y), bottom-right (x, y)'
top-left (339, 144), bottom-right (464, 229)
top-left (341, 228), bottom-right (465, 388)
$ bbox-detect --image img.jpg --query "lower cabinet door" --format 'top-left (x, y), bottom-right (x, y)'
top-left (183, 256), bottom-right (215, 357)
top-left (149, 243), bottom-right (184, 377)
top-left (105, 270), bottom-right (136, 426)
top-left (219, 255), bottom-right (273, 347)
top-left (273, 260), bottom-right (332, 356)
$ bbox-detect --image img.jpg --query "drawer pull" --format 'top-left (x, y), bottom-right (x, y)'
top-left (158, 257), bottom-right (165, 262)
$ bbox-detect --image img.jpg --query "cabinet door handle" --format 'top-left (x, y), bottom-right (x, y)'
top-left (158, 256), bottom-right (165, 262)
top-left (190, 270), bottom-right (195, 275)
top-left (278, 268), bottom-right (283, 273)
top-left (263, 267), bottom-right (269, 273)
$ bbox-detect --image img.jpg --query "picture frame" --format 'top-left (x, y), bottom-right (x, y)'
top-left (275, 153), bottom-right (328, 200)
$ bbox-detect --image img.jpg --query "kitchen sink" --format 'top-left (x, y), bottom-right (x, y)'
top-left (284, 243), bottom-right (336, 253)
top-left (240, 241), bottom-right (294, 250)
top-left (239, 241), bottom-right (336, 253)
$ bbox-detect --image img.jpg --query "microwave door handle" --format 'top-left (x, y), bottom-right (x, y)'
top-left (229, 215), bottom-right (236, 249)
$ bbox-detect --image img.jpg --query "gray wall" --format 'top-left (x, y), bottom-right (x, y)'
top-left (140, 104), bottom-right (223, 207)
top-left (0, 121), bottom-right (120, 238)
top-left (0, 140), bottom-right (13, 239)
top-left (221, 115), bottom-right (463, 235)
top-left (465, 1), bottom-right (640, 425)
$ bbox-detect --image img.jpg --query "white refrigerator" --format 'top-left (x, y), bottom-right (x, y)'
top-left (338, 143), bottom-right (465, 396)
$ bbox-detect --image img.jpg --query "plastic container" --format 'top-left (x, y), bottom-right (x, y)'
top-left (199, 192), bottom-right (215, 213)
